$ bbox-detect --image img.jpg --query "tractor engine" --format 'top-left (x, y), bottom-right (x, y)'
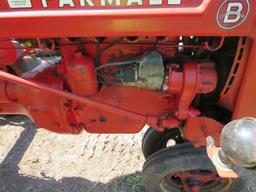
top-left (0, 0), bottom-right (255, 190)
top-left (0, 36), bottom-right (245, 137)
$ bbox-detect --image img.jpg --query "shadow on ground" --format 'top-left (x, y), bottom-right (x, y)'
top-left (0, 116), bottom-right (145, 192)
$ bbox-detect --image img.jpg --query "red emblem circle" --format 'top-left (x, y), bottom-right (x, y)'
top-left (216, 0), bottom-right (250, 29)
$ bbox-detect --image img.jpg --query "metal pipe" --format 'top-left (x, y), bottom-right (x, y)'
top-left (205, 37), bottom-right (225, 52)
top-left (0, 70), bottom-right (147, 123)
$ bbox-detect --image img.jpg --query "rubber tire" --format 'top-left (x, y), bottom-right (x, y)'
top-left (143, 143), bottom-right (234, 192)
top-left (142, 128), bottom-right (184, 159)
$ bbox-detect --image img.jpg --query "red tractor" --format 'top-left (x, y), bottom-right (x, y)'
top-left (0, 0), bottom-right (255, 191)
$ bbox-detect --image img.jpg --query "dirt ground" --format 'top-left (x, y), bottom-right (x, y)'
top-left (0, 115), bottom-right (146, 192)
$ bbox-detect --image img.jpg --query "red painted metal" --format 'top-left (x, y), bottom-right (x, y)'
top-left (233, 38), bottom-right (256, 119)
top-left (172, 170), bottom-right (219, 192)
top-left (0, 68), bottom-right (180, 133)
top-left (0, 0), bottom-right (203, 10)
top-left (0, 57), bottom-right (217, 134)
top-left (183, 117), bottom-right (223, 147)
top-left (0, 1), bottom-right (255, 38)
top-left (0, 70), bottom-right (146, 120)
top-left (84, 36), bottom-right (178, 64)
top-left (218, 37), bottom-right (252, 111)
top-left (169, 62), bottom-right (217, 120)
top-left (0, 40), bottom-right (18, 67)
top-left (66, 52), bottom-right (98, 96)
top-left (0, 0), bottom-right (254, 148)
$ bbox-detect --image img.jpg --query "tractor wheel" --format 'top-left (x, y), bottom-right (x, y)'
top-left (142, 127), bottom-right (185, 159)
top-left (143, 143), bottom-right (234, 192)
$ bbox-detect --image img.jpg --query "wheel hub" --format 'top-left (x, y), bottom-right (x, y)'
top-left (161, 170), bottom-right (223, 192)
